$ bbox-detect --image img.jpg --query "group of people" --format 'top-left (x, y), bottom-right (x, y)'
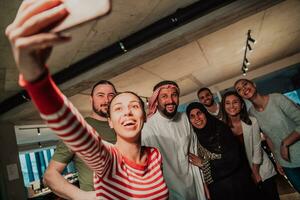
top-left (5, 0), bottom-right (300, 200)
top-left (43, 78), bottom-right (205, 200)
top-left (191, 83), bottom-right (300, 199)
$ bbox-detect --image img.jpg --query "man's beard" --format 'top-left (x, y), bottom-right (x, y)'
top-left (93, 104), bottom-right (108, 118)
top-left (160, 103), bottom-right (178, 119)
top-left (205, 99), bottom-right (214, 107)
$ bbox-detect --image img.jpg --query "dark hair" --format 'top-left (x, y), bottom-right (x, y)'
top-left (221, 91), bottom-right (252, 127)
top-left (108, 91), bottom-right (146, 119)
top-left (153, 80), bottom-right (179, 92)
top-left (197, 87), bottom-right (212, 97)
top-left (91, 80), bottom-right (117, 96)
top-left (234, 78), bottom-right (254, 90)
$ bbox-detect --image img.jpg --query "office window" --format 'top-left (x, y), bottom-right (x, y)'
top-left (19, 148), bottom-right (76, 187)
top-left (284, 90), bottom-right (300, 104)
top-left (19, 149), bottom-right (52, 186)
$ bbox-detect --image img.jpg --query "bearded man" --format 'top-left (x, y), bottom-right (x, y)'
top-left (197, 87), bottom-right (222, 120)
top-left (142, 80), bottom-right (206, 200)
top-left (43, 80), bottom-right (117, 199)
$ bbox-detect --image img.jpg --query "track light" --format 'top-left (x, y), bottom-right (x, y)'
top-left (247, 43), bottom-right (253, 52)
top-left (247, 30), bottom-right (256, 44)
top-left (241, 29), bottom-right (256, 75)
top-left (248, 37), bottom-right (256, 44)
top-left (244, 58), bottom-right (250, 65)
top-left (242, 70), bottom-right (247, 76)
top-left (242, 64), bottom-right (249, 71)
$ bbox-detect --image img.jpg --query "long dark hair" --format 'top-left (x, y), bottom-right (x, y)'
top-left (221, 91), bottom-right (252, 127)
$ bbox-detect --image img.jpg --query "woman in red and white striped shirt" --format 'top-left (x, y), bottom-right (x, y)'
top-left (6, 1), bottom-right (168, 199)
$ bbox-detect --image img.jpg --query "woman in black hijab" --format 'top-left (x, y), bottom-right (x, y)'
top-left (186, 102), bottom-right (258, 200)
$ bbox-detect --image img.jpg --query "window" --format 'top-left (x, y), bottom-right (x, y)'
top-left (19, 148), bottom-right (75, 186)
top-left (284, 90), bottom-right (300, 105)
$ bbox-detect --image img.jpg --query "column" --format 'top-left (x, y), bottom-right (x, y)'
top-left (0, 122), bottom-right (26, 199)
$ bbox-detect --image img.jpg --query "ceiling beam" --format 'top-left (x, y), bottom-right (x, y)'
top-left (0, 0), bottom-right (282, 123)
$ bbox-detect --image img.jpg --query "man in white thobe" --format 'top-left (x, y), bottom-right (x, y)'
top-left (142, 80), bottom-right (206, 200)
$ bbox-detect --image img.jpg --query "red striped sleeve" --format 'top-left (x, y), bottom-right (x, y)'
top-left (21, 72), bottom-right (112, 177)
top-left (21, 72), bottom-right (168, 199)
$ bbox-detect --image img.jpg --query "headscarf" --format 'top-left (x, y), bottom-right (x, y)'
top-left (186, 102), bottom-right (229, 153)
top-left (147, 84), bottom-right (179, 118)
top-left (187, 102), bottom-right (251, 185)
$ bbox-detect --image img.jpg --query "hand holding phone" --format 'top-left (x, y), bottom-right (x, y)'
top-left (5, 0), bottom-right (111, 82)
top-left (51, 0), bottom-right (111, 32)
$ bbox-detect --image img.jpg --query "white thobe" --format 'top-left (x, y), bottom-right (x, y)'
top-left (142, 111), bottom-right (206, 200)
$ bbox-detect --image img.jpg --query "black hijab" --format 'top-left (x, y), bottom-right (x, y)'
top-left (186, 102), bottom-right (232, 153)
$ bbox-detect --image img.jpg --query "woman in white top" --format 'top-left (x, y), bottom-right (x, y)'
top-left (221, 91), bottom-right (279, 200)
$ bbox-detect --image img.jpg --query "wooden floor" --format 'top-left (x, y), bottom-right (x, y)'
top-left (277, 175), bottom-right (300, 200)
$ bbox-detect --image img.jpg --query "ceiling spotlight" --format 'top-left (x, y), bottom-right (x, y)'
top-left (38, 142), bottom-right (42, 148)
top-left (248, 37), bottom-right (256, 44)
top-left (247, 43), bottom-right (253, 52)
top-left (241, 30), bottom-right (255, 76)
top-left (244, 58), bottom-right (250, 65)
top-left (242, 64), bottom-right (249, 71)
top-left (37, 128), bottom-right (41, 136)
top-left (247, 29), bottom-right (256, 44)
top-left (242, 71), bottom-right (247, 76)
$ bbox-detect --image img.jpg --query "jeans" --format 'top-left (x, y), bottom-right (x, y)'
top-left (258, 176), bottom-right (280, 200)
top-left (283, 166), bottom-right (300, 193)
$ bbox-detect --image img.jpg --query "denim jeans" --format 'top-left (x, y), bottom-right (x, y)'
top-left (283, 166), bottom-right (300, 193)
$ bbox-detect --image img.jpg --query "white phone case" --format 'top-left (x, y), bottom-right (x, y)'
top-left (51, 0), bottom-right (111, 32)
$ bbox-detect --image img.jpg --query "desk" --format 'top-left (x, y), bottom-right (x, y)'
top-left (29, 188), bottom-right (51, 198)
top-left (28, 187), bottom-right (53, 200)
top-left (27, 173), bottom-right (78, 199)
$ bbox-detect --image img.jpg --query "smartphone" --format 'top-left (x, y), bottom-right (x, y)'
top-left (50, 0), bottom-right (111, 32)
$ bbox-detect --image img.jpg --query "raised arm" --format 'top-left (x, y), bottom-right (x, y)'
top-left (5, 0), bottom-right (69, 82)
top-left (5, 0), bottom-right (112, 177)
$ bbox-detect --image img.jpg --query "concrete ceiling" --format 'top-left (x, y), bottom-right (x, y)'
top-left (1, 0), bottom-right (300, 146)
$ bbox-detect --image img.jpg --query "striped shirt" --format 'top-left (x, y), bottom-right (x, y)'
top-left (21, 72), bottom-right (168, 200)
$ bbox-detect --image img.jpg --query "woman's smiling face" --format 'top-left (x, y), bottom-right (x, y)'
top-left (235, 79), bottom-right (256, 100)
top-left (108, 92), bottom-right (145, 142)
top-left (224, 94), bottom-right (242, 117)
top-left (189, 108), bottom-right (207, 129)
